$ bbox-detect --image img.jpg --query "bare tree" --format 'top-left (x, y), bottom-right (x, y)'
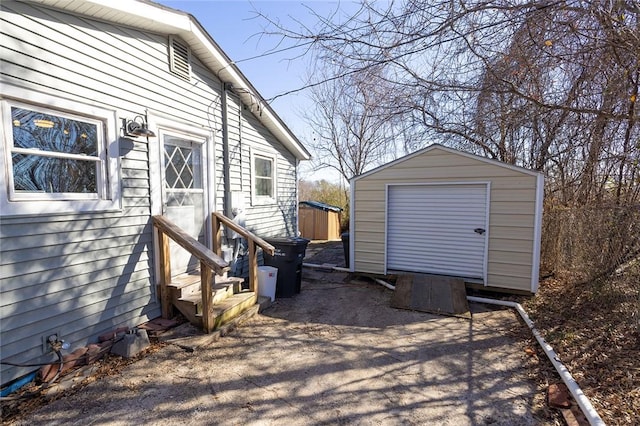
top-left (263, 0), bottom-right (640, 204)
top-left (257, 0), bottom-right (640, 300)
top-left (303, 64), bottom-right (409, 181)
top-left (468, 1), bottom-right (640, 205)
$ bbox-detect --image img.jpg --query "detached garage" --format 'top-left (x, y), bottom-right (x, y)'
top-left (349, 144), bottom-right (544, 293)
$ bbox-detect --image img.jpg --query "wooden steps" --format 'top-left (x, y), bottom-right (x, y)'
top-left (195, 292), bottom-right (257, 330)
top-left (168, 272), bottom-right (253, 331)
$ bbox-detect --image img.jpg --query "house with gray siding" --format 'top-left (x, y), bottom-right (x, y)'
top-left (0, 0), bottom-right (309, 386)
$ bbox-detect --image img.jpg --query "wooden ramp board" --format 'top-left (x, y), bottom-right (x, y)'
top-left (390, 274), bottom-right (471, 318)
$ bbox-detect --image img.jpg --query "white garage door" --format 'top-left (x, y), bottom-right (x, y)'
top-left (386, 183), bottom-right (488, 280)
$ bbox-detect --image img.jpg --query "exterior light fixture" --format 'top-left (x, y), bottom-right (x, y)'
top-left (122, 115), bottom-right (156, 138)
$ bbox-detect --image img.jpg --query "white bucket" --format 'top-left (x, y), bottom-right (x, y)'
top-left (257, 266), bottom-right (278, 301)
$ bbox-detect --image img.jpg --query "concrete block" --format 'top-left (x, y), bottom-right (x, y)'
top-left (111, 329), bottom-right (150, 358)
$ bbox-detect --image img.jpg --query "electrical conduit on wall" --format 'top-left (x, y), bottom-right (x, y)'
top-left (221, 82), bottom-right (232, 219)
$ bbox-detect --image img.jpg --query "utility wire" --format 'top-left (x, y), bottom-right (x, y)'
top-left (234, 40), bottom-right (314, 64)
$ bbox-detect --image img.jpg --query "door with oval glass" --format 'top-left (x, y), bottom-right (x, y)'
top-left (161, 133), bottom-right (207, 276)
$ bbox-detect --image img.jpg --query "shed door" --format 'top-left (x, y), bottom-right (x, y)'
top-left (386, 184), bottom-right (488, 280)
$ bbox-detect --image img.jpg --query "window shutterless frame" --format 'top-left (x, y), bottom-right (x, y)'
top-left (0, 93), bottom-right (120, 216)
top-left (7, 103), bottom-right (107, 200)
top-left (250, 149), bottom-right (277, 205)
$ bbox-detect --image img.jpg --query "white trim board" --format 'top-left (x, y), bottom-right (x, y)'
top-left (530, 173), bottom-right (545, 293)
top-left (352, 144), bottom-right (542, 182)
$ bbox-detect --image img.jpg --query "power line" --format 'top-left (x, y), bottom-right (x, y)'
top-left (234, 40), bottom-right (314, 64)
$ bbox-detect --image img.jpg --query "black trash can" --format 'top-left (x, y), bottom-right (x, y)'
top-left (341, 232), bottom-right (350, 268)
top-left (263, 237), bottom-right (310, 298)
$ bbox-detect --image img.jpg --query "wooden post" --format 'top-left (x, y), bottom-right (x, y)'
top-left (158, 230), bottom-right (173, 319)
top-left (212, 213), bottom-right (222, 257)
top-left (248, 239), bottom-right (258, 294)
top-left (200, 262), bottom-right (213, 333)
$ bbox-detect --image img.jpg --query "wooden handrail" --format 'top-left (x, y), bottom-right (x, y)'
top-left (153, 215), bottom-right (229, 275)
top-left (212, 212), bottom-right (276, 296)
top-left (212, 212), bottom-right (275, 256)
top-left (153, 215), bottom-right (231, 332)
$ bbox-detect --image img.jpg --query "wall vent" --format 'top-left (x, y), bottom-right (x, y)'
top-left (169, 36), bottom-right (191, 81)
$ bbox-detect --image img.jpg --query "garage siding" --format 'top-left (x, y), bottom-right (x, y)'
top-left (351, 145), bottom-right (541, 293)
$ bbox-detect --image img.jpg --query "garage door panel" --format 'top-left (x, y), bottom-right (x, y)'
top-left (390, 214), bottom-right (485, 223)
top-left (389, 231), bottom-right (486, 244)
top-left (389, 212), bottom-right (485, 222)
top-left (394, 203), bottom-right (485, 212)
top-left (388, 246), bottom-right (485, 262)
top-left (389, 220), bottom-right (486, 231)
top-left (388, 253), bottom-right (484, 268)
top-left (387, 184), bottom-right (488, 279)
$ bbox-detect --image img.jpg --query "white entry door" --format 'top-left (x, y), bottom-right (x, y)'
top-left (386, 183), bottom-right (489, 280)
top-left (161, 134), bottom-right (207, 275)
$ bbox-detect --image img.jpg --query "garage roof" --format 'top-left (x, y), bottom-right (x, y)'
top-left (351, 144), bottom-right (540, 182)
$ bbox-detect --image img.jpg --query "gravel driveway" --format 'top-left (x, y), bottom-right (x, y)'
top-left (12, 269), bottom-right (550, 425)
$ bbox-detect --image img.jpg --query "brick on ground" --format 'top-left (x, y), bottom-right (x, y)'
top-left (39, 347), bottom-right (89, 382)
top-left (548, 382), bottom-right (571, 408)
top-left (98, 327), bottom-right (129, 342)
top-left (138, 318), bottom-right (179, 336)
top-left (85, 341), bottom-right (112, 364)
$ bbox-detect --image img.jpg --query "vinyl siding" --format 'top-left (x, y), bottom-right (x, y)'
top-left (240, 104), bottom-right (298, 237)
top-left (351, 145), bottom-right (541, 293)
top-left (0, 138), bottom-right (156, 383)
top-left (216, 95), bottom-right (298, 277)
top-left (215, 93), bottom-right (298, 239)
top-left (1, 1), bottom-right (300, 384)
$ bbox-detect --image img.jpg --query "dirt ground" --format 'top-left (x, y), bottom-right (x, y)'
top-left (5, 242), bottom-right (558, 425)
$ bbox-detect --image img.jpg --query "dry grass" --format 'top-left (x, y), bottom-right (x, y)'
top-left (524, 204), bottom-right (640, 424)
top-left (525, 264), bottom-right (640, 425)
top-left (540, 204), bottom-right (640, 282)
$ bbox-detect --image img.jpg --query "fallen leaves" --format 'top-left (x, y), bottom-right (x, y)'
top-left (524, 265), bottom-right (640, 425)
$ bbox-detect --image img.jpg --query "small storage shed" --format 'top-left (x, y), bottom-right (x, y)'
top-left (299, 201), bottom-right (343, 240)
top-left (349, 144), bottom-right (544, 293)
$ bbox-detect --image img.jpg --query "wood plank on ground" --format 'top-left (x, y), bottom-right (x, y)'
top-left (390, 273), bottom-right (470, 318)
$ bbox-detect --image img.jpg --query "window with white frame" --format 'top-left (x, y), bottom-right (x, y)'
top-left (1, 97), bottom-right (119, 215)
top-left (251, 150), bottom-right (276, 204)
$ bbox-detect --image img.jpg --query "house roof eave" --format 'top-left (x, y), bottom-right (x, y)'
top-left (26, 0), bottom-right (311, 161)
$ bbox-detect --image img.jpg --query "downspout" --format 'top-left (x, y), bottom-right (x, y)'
top-left (295, 158), bottom-right (300, 236)
top-left (221, 82), bottom-right (232, 220)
